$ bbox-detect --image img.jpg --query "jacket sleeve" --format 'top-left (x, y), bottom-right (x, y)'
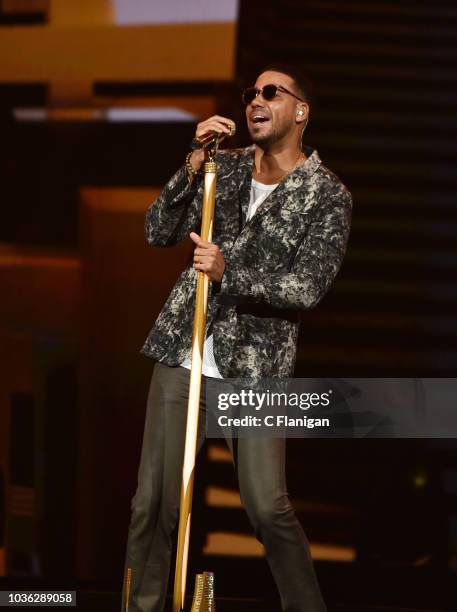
top-left (219, 188), bottom-right (352, 310)
top-left (145, 164), bottom-right (204, 246)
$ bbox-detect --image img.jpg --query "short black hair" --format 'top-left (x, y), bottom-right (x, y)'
top-left (260, 62), bottom-right (314, 108)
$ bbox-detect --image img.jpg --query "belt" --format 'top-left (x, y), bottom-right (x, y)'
top-left (215, 294), bottom-right (300, 323)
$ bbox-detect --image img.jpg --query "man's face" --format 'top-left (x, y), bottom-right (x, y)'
top-left (245, 70), bottom-right (301, 149)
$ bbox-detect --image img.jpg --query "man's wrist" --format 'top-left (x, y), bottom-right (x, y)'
top-left (186, 151), bottom-right (204, 184)
top-left (190, 149), bottom-right (204, 171)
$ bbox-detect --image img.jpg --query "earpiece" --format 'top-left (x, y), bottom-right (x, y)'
top-left (297, 110), bottom-right (304, 116)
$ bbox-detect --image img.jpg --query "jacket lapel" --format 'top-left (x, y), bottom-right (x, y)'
top-left (233, 145), bottom-right (322, 234)
top-left (251, 147), bottom-right (322, 220)
top-left (236, 145), bottom-right (255, 229)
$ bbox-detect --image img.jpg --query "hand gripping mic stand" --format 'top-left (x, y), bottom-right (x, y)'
top-left (172, 125), bottom-right (235, 612)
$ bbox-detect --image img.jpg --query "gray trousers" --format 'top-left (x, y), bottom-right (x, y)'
top-left (121, 362), bottom-right (326, 612)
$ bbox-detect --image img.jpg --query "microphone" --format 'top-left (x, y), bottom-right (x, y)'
top-left (191, 123), bottom-right (236, 150)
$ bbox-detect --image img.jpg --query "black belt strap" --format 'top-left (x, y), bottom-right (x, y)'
top-left (216, 294), bottom-right (300, 323)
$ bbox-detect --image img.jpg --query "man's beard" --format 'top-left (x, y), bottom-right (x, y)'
top-left (249, 122), bottom-right (287, 150)
top-left (251, 131), bottom-right (276, 149)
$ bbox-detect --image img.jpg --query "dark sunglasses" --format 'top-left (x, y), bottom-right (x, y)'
top-left (242, 83), bottom-right (305, 105)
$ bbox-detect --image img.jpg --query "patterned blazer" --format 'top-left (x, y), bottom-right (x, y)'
top-left (141, 144), bottom-right (352, 380)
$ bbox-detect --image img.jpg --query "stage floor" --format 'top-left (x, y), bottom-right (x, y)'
top-left (76, 591), bottom-right (450, 612)
top-left (1, 562), bottom-right (455, 611)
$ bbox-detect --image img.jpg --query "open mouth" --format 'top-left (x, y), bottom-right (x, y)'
top-left (251, 114), bottom-right (270, 124)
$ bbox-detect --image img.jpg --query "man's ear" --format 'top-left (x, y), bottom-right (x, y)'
top-left (296, 103), bottom-right (309, 123)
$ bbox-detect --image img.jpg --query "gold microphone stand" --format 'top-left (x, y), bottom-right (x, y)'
top-left (172, 126), bottom-right (235, 612)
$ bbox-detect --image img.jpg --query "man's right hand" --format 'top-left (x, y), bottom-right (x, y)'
top-left (188, 115), bottom-right (236, 173)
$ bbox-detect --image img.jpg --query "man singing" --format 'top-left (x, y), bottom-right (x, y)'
top-left (122, 63), bottom-right (352, 612)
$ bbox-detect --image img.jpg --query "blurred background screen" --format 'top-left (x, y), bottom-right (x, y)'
top-left (113, 0), bottom-right (239, 24)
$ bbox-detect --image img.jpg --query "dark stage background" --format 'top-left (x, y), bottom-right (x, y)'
top-left (0, 1), bottom-right (456, 610)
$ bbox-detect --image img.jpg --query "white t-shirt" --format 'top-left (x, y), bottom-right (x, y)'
top-left (180, 178), bottom-right (279, 378)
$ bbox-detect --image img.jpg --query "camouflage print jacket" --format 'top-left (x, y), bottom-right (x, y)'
top-left (140, 144), bottom-right (352, 380)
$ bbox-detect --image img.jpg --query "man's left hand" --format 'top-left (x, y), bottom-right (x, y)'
top-left (190, 232), bottom-right (225, 282)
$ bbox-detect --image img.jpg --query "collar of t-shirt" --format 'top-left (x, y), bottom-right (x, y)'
top-left (247, 178), bottom-right (279, 222)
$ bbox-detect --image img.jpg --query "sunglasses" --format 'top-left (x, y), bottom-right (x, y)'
top-left (242, 83), bottom-right (305, 105)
